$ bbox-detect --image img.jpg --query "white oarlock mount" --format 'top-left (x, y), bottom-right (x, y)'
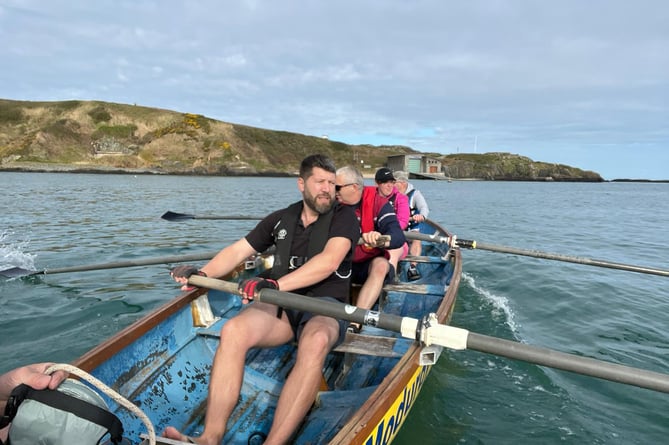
top-left (416, 312), bottom-right (470, 352)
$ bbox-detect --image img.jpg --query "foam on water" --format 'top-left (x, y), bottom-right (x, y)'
top-left (462, 272), bottom-right (520, 334)
top-left (0, 230), bottom-right (35, 272)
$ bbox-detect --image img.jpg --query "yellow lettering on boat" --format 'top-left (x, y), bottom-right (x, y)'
top-left (363, 365), bottom-right (431, 445)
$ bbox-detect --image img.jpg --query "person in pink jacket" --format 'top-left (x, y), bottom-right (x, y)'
top-left (375, 168), bottom-right (410, 280)
top-left (375, 168), bottom-right (410, 229)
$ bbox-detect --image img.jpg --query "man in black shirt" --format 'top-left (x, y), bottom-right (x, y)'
top-left (167, 154), bottom-right (359, 445)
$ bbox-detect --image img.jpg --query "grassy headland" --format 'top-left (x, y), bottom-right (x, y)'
top-left (0, 99), bottom-right (603, 181)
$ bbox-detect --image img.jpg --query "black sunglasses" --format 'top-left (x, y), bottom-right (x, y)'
top-left (335, 183), bottom-right (355, 192)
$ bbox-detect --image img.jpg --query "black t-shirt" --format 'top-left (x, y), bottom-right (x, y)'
top-left (245, 203), bottom-right (360, 298)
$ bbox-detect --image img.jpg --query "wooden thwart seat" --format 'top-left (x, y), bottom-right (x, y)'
top-left (197, 323), bottom-right (403, 358)
top-left (333, 332), bottom-right (403, 357)
top-left (382, 283), bottom-right (432, 293)
top-left (401, 254), bottom-right (444, 263)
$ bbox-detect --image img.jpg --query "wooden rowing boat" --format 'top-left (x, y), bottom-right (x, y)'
top-left (72, 220), bottom-right (462, 444)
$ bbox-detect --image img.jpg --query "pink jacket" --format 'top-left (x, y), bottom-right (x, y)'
top-left (379, 186), bottom-right (410, 230)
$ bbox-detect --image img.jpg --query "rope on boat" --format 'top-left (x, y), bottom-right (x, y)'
top-left (46, 363), bottom-right (156, 445)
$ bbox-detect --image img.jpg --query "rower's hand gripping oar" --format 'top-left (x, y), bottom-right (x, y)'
top-left (188, 275), bottom-right (669, 394)
top-left (403, 231), bottom-right (669, 278)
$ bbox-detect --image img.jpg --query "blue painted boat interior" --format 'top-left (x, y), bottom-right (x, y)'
top-left (90, 240), bottom-right (454, 444)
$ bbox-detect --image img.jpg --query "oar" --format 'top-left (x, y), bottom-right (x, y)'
top-left (188, 275), bottom-right (669, 394)
top-left (1, 233), bottom-right (390, 279)
top-left (404, 231), bottom-right (669, 278)
top-left (160, 213), bottom-right (669, 277)
top-left (161, 211), bottom-right (263, 221)
top-left (0, 251), bottom-right (219, 279)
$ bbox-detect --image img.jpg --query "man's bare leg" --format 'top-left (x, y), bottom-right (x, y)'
top-left (387, 246), bottom-right (402, 274)
top-left (355, 257), bottom-right (390, 311)
top-left (264, 316), bottom-right (339, 444)
top-left (410, 239), bottom-right (422, 258)
top-left (163, 303), bottom-right (293, 444)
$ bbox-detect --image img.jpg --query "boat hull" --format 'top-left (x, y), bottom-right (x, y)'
top-left (73, 222), bottom-right (461, 444)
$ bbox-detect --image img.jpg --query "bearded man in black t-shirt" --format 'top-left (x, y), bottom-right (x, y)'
top-left (166, 154), bottom-right (359, 445)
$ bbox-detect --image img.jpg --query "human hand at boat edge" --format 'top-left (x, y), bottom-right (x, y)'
top-left (0, 363), bottom-right (69, 413)
top-left (238, 277), bottom-right (279, 304)
top-left (170, 265), bottom-right (207, 291)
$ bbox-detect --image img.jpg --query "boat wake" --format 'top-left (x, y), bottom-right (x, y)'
top-left (0, 230), bottom-right (35, 273)
top-left (462, 272), bottom-right (520, 334)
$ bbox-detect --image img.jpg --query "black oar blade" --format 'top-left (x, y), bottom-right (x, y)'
top-left (0, 267), bottom-right (36, 279)
top-left (161, 211), bottom-right (196, 221)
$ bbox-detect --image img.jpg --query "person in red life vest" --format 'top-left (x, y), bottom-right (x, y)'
top-left (374, 167), bottom-right (410, 278)
top-left (335, 165), bottom-right (406, 331)
top-left (167, 154), bottom-right (360, 445)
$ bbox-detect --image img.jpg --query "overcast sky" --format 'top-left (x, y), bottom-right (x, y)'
top-left (1, 1), bottom-right (667, 180)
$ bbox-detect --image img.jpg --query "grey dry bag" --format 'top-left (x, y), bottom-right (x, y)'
top-left (2, 378), bottom-right (124, 444)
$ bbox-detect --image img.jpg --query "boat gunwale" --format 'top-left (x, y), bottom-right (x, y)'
top-left (73, 286), bottom-right (209, 372)
top-left (328, 247), bottom-right (462, 444)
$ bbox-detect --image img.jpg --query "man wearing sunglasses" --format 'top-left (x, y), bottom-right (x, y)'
top-left (335, 165), bottom-right (406, 331)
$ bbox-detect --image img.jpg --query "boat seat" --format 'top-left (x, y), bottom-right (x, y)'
top-left (401, 254), bottom-right (446, 263)
top-left (333, 332), bottom-right (406, 357)
top-left (382, 283), bottom-right (432, 293)
top-left (198, 326), bottom-right (406, 358)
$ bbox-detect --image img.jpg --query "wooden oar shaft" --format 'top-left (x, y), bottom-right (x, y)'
top-left (466, 332), bottom-right (669, 393)
top-left (188, 275), bottom-right (669, 394)
top-left (467, 241), bottom-right (669, 277)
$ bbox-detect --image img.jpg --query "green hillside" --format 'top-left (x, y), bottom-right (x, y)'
top-left (0, 99), bottom-right (603, 181)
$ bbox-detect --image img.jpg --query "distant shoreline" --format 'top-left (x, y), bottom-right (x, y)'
top-left (1, 162), bottom-right (666, 182)
top-left (609, 178), bottom-right (669, 183)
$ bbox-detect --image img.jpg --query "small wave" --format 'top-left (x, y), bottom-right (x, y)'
top-left (0, 231), bottom-right (36, 272)
top-left (462, 272), bottom-right (520, 333)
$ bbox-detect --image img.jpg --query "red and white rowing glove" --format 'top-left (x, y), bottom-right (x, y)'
top-left (238, 277), bottom-right (279, 300)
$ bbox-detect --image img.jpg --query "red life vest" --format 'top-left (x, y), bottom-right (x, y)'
top-left (353, 186), bottom-right (389, 262)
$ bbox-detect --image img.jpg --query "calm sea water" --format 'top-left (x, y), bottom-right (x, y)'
top-left (1, 172), bottom-right (668, 444)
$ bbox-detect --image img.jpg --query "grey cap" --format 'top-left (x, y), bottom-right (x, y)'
top-left (394, 170), bottom-right (409, 182)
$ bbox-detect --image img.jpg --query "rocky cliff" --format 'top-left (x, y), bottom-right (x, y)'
top-left (441, 152), bottom-right (603, 182)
